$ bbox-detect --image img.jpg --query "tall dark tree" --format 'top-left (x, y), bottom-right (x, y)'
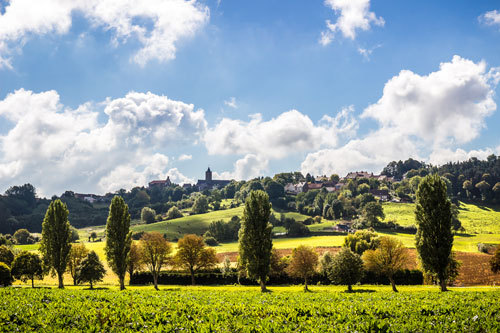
top-left (40, 199), bottom-right (72, 289)
top-left (415, 174), bottom-right (454, 291)
top-left (105, 196), bottom-right (132, 290)
top-left (11, 251), bottom-right (44, 288)
top-left (77, 251), bottom-right (106, 289)
top-left (238, 190), bottom-right (273, 292)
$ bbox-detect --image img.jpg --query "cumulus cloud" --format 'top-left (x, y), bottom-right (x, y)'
top-left (204, 107), bottom-right (357, 159)
top-left (224, 97), bottom-right (238, 109)
top-left (302, 56), bottom-right (499, 176)
top-left (0, 0), bottom-right (209, 68)
top-left (480, 10), bottom-right (500, 28)
top-left (320, 0), bottom-right (384, 45)
top-left (178, 154), bottom-right (192, 161)
top-left (0, 89), bottom-right (204, 196)
top-left (215, 154), bottom-right (269, 181)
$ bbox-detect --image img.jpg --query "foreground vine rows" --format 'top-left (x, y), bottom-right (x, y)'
top-left (1, 288), bottom-right (499, 332)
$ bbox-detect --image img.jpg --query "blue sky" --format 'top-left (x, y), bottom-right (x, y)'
top-left (0, 0), bottom-right (499, 197)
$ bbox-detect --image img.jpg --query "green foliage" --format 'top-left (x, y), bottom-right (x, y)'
top-left (11, 251), bottom-right (44, 288)
top-left (362, 202), bottom-right (385, 227)
top-left (415, 174), bottom-right (454, 291)
top-left (13, 228), bottom-right (34, 244)
top-left (0, 245), bottom-right (14, 266)
top-left (3, 288), bottom-right (500, 331)
top-left (286, 245), bottom-right (318, 291)
top-left (166, 206), bottom-right (183, 220)
top-left (77, 251), bottom-right (106, 289)
top-left (327, 248), bottom-right (364, 292)
top-left (105, 196), bottom-right (132, 290)
top-left (192, 195), bottom-right (209, 214)
top-left (286, 221), bottom-right (311, 237)
top-left (0, 262), bottom-right (12, 286)
top-left (207, 216), bottom-right (241, 242)
top-left (40, 199), bottom-right (72, 288)
top-left (490, 245), bottom-right (500, 274)
top-left (174, 234), bottom-right (218, 285)
top-left (67, 243), bottom-right (89, 286)
top-left (70, 226), bottom-right (80, 242)
top-left (343, 230), bottom-right (380, 255)
top-left (239, 190), bottom-right (273, 291)
top-left (140, 207), bottom-right (156, 224)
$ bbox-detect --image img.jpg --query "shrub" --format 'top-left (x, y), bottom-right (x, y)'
top-left (166, 206), bottom-right (183, 220)
top-left (203, 236), bottom-right (219, 246)
top-left (13, 229), bottom-right (34, 245)
top-left (141, 207), bottom-right (156, 224)
top-left (0, 245), bottom-right (14, 266)
top-left (0, 262), bottom-right (12, 286)
top-left (132, 231), bottom-right (145, 240)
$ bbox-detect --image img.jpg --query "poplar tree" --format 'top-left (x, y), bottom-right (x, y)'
top-left (238, 190), bottom-right (273, 292)
top-left (105, 196), bottom-right (132, 290)
top-left (40, 199), bottom-right (72, 289)
top-left (415, 174), bottom-right (454, 291)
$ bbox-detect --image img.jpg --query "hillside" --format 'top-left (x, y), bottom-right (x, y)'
top-left (383, 201), bottom-right (500, 234)
top-left (130, 207), bottom-right (310, 239)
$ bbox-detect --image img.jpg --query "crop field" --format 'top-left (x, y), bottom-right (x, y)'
top-left (1, 287), bottom-right (500, 332)
top-left (383, 201), bottom-right (500, 234)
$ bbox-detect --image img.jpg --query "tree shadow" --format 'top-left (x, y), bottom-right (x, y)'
top-left (83, 287), bottom-right (109, 290)
top-left (454, 232), bottom-right (474, 238)
top-left (343, 289), bottom-right (376, 294)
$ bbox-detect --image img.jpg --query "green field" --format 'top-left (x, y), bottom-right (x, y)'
top-left (2, 287), bottom-right (500, 331)
top-left (129, 207), bottom-right (309, 239)
top-left (383, 201), bottom-right (500, 234)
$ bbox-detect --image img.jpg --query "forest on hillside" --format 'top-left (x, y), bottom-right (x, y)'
top-left (0, 155), bottom-right (499, 235)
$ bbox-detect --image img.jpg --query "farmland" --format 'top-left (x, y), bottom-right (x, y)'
top-left (383, 201), bottom-right (500, 234)
top-left (1, 287), bottom-right (500, 332)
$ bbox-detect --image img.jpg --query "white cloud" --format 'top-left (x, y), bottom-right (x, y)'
top-left (178, 154), bottom-right (192, 161)
top-left (480, 10), bottom-right (500, 28)
top-left (428, 148), bottom-right (496, 166)
top-left (301, 56), bottom-right (499, 176)
top-left (215, 154), bottom-right (269, 181)
top-left (204, 107), bottom-right (357, 159)
top-left (224, 97), bottom-right (238, 109)
top-left (0, 89), bottom-right (205, 196)
top-left (320, 0), bottom-right (384, 45)
top-left (0, 0), bottom-right (209, 68)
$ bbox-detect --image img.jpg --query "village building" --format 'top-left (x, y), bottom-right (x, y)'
top-left (148, 176), bottom-right (172, 188)
top-left (196, 167), bottom-right (231, 190)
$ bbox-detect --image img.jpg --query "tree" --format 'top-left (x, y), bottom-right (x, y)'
top-left (343, 230), bottom-right (379, 255)
top-left (11, 251), bottom-right (44, 288)
top-left (141, 207), bottom-right (156, 224)
top-left (0, 245), bottom-right (14, 266)
top-left (475, 181), bottom-right (491, 201)
top-left (105, 196), bottom-right (132, 290)
top-left (192, 195), bottom-right (209, 214)
top-left (40, 199), bottom-right (72, 289)
top-left (462, 180), bottom-right (473, 199)
top-left (90, 232), bottom-right (98, 242)
top-left (362, 202), bottom-right (385, 227)
top-left (70, 227), bottom-right (80, 242)
top-left (67, 243), bottom-right (89, 285)
top-left (166, 206), bottom-right (183, 220)
top-left (319, 251), bottom-right (334, 277)
top-left (327, 248), bottom-right (364, 292)
top-left (174, 234), bottom-right (217, 285)
top-left (139, 232), bottom-right (172, 290)
top-left (286, 245), bottom-right (319, 292)
top-left (490, 245), bottom-right (500, 274)
top-left (0, 262), bottom-right (12, 286)
top-left (238, 190), bottom-right (273, 292)
top-left (77, 251), bottom-right (106, 289)
top-left (415, 174), bottom-right (454, 292)
top-left (127, 243), bottom-right (143, 283)
top-left (362, 237), bottom-right (409, 292)
top-left (13, 229), bottom-right (33, 245)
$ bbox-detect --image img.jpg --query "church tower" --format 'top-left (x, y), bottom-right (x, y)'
top-left (205, 167), bottom-right (212, 181)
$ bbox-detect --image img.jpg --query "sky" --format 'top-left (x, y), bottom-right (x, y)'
top-left (0, 0), bottom-right (500, 197)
